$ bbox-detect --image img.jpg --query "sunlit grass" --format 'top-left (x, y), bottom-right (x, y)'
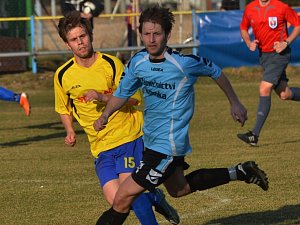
top-left (0, 66), bottom-right (299, 225)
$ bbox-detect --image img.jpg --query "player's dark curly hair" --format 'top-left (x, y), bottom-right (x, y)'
top-left (138, 4), bottom-right (175, 36)
top-left (58, 10), bottom-right (93, 43)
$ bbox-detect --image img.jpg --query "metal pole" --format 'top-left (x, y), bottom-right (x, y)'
top-left (192, 9), bottom-right (198, 55)
top-left (135, 0), bottom-right (141, 47)
top-left (239, 0), bottom-right (246, 10)
top-left (26, 0), bottom-right (33, 71)
top-left (35, 0), bottom-right (43, 49)
top-left (51, 0), bottom-right (56, 16)
top-left (104, 0), bottom-right (111, 14)
top-left (30, 15), bottom-right (37, 74)
top-left (179, 0), bottom-right (183, 44)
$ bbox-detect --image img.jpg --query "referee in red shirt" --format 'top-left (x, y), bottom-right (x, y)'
top-left (238, 0), bottom-right (300, 146)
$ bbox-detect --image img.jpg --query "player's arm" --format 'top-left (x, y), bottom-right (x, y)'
top-left (240, 12), bottom-right (259, 52)
top-left (84, 56), bottom-right (141, 106)
top-left (84, 90), bottom-right (139, 106)
top-left (93, 96), bottom-right (129, 131)
top-left (284, 25), bottom-right (300, 46)
top-left (214, 72), bottom-right (248, 126)
top-left (54, 68), bottom-right (76, 147)
top-left (60, 114), bottom-right (76, 147)
top-left (240, 29), bottom-right (259, 52)
top-left (274, 22), bottom-right (300, 53)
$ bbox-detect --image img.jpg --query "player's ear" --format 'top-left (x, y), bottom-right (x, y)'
top-left (167, 32), bottom-right (171, 41)
top-left (66, 42), bottom-right (71, 50)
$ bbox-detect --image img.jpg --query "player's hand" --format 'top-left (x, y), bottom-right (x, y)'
top-left (65, 132), bottom-right (76, 147)
top-left (93, 115), bottom-right (108, 131)
top-left (84, 90), bottom-right (103, 102)
top-left (247, 39), bottom-right (259, 52)
top-left (231, 103), bottom-right (248, 127)
top-left (273, 41), bottom-right (288, 53)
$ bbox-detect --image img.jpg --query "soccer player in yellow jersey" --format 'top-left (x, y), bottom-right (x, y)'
top-left (54, 11), bottom-right (179, 225)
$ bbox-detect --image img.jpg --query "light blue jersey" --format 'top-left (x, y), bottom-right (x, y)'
top-left (114, 48), bottom-right (222, 156)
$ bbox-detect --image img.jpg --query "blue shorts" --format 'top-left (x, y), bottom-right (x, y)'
top-left (95, 136), bottom-right (144, 188)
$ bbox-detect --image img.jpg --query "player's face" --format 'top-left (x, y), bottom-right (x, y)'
top-left (66, 26), bottom-right (93, 59)
top-left (140, 22), bottom-right (170, 59)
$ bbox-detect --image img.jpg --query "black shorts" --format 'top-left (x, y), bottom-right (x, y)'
top-left (132, 148), bottom-right (189, 192)
top-left (259, 47), bottom-right (291, 87)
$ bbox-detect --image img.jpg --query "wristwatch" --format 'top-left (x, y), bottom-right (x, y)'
top-left (284, 40), bottom-right (289, 46)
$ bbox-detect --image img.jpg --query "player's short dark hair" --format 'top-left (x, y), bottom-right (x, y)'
top-left (138, 4), bottom-right (175, 36)
top-left (58, 10), bottom-right (93, 43)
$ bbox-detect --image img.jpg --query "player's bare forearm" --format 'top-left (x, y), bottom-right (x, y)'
top-left (84, 90), bottom-right (138, 105)
top-left (273, 26), bottom-right (300, 53)
top-left (215, 73), bottom-right (248, 126)
top-left (59, 114), bottom-right (76, 147)
top-left (60, 114), bottom-right (74, 133)
top-left (286, 25), bottom-right (300, 45)
top-left (240, 29), bottom-right (251, 47)
top-left (240, 29), bottom-right (258, 51)
top-left (93, 96), bottom-right (129, 131)
top-left (215, 73), bottom-right (239, 103)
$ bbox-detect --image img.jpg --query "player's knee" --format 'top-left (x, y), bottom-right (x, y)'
top-left (167, 190), bottom-right (180, 198)
top-left (113, 194), bottom-right (130, 211)
top-left (166, 186), bottom-right (187, 198)
top-left (278, 92), bottom-right (291, 100)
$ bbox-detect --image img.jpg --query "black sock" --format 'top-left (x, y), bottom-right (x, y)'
top-left (290, 87), bottom-right (300, 101)
top-left (185, 168), bottom-right (230, 193)
top-left (95, 207), bottom-right (129, 225)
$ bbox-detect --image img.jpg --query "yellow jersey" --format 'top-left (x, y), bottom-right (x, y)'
top-left (54, 52), bottom-right (143, 158)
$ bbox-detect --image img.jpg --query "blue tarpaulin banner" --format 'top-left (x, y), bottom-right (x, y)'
top-left (196, 9), bottom-right (300, 68)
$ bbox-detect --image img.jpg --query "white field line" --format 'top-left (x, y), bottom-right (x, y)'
top-left (157, 191), bottom-right (232, 224)
top-left (3, 179), bottom-right (232, 224)
top-left (3, 179), bottom-right (97, 185)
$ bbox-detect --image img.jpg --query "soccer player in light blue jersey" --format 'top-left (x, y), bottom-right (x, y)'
top-left (93, 5), bottom-right (269, 225)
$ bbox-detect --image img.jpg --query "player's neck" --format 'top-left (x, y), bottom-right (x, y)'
top-left (259, 0), bottom-right (270, 6)
top-left (75, 52), bottom-right (97, 68)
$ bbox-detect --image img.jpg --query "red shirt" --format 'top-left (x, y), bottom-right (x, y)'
top-left (240, 0), bottom-right (300, 52)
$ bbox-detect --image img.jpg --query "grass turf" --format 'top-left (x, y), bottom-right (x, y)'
top-left (0, 66), bottom-right (299, 225)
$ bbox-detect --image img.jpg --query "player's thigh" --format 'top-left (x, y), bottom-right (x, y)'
top-left (119, 172), bottom-right (132, 183)
top-left (95, 150), bottom-right (118, 188)
top-left (113, 175), bottom-right (146, 212)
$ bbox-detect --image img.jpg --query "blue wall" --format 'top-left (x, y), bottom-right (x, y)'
top-left (196, 9), bottom-right (300, 68)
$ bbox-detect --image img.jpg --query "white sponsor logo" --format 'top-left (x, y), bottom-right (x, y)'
top-left (146, 169), bottom-right (162, 184)
top-left (268, 17), bottom-right (278, 29)
top-left (135, 161), bottom-right (144, 173)
top-left (249, 136), bottom-right (255, 142)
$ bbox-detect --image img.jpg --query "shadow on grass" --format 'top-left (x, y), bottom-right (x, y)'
top-left (259, 138), bottom-right (300, 147)
top-left (240, 139), bottom-right (300, 148)
top-left (204, 204), bottom-right (300, 225)
top-left (0, 121), bottom-right (85, 131)
top-left (0, 122), bottom-right (85, 147)
top-left (25, 122), bottom-right (64, 130)
top-left (0, 122), bottom-right (64, 131)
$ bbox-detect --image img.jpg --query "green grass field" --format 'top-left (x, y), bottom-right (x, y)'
top-left (0, 66), bottom-right (299, 225)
